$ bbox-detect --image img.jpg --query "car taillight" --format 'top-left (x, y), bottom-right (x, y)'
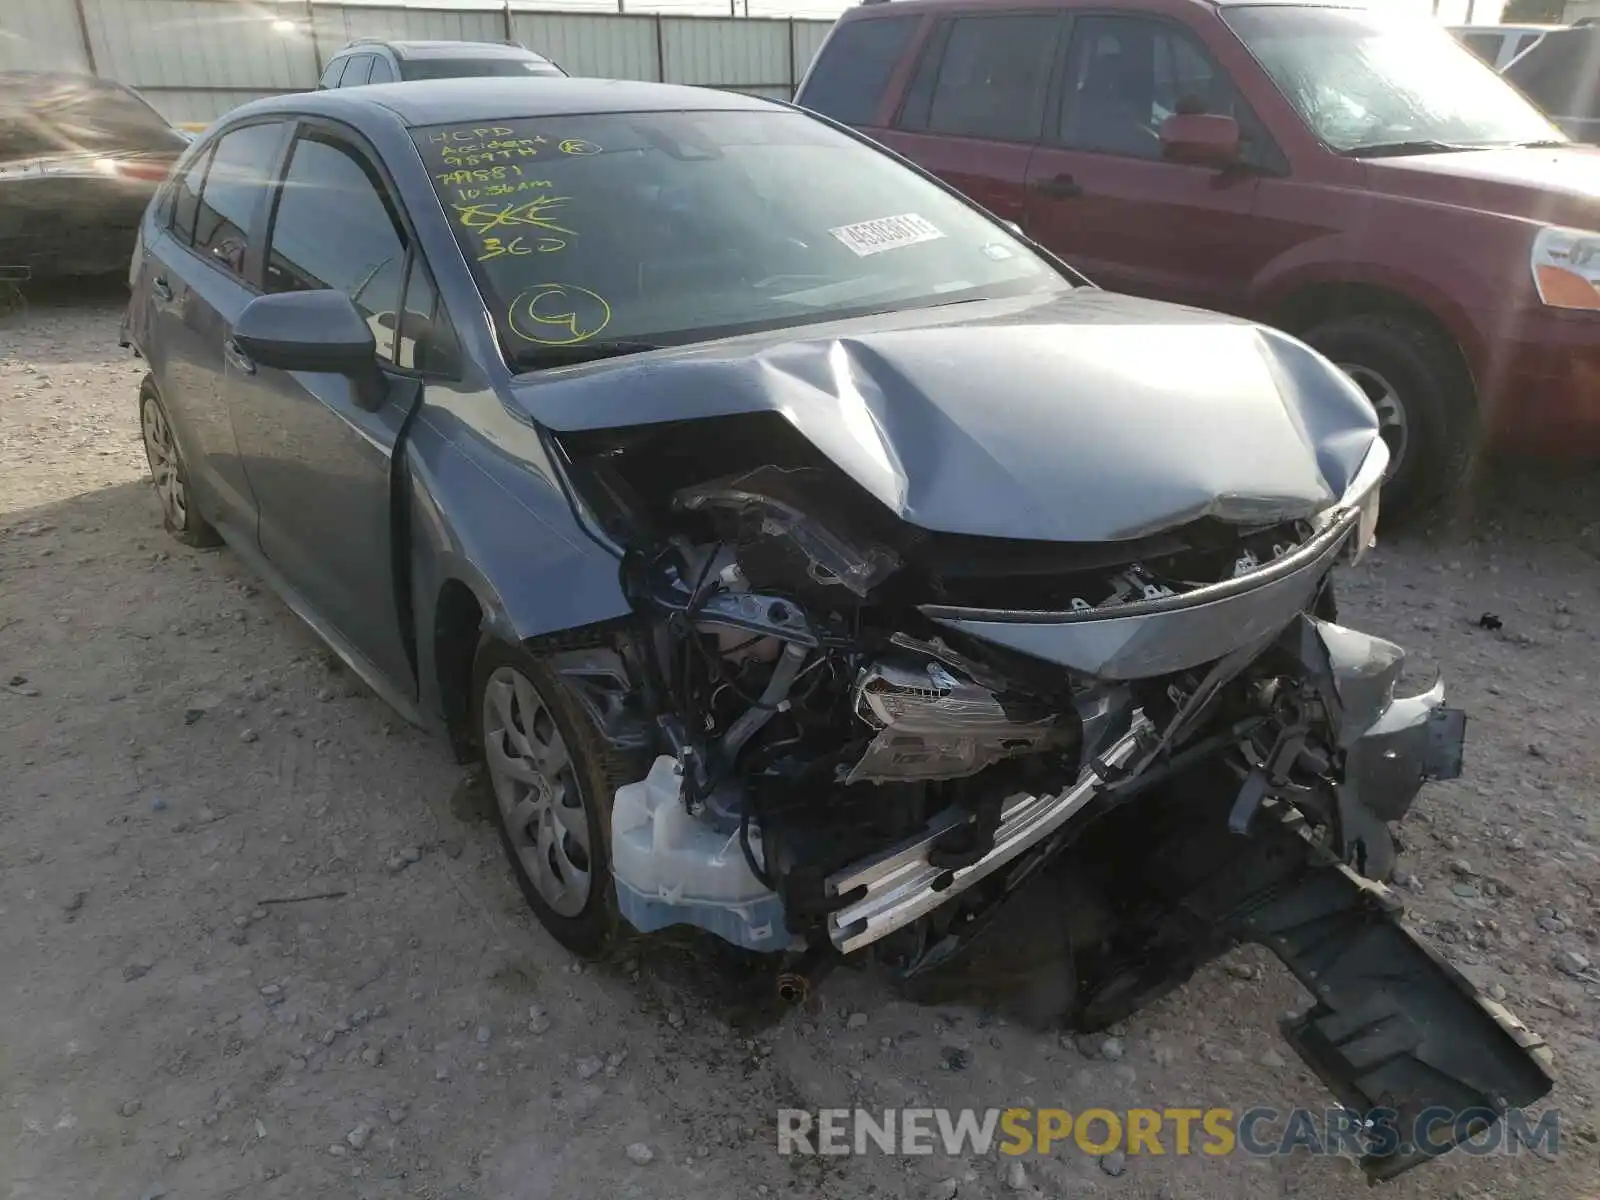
top-left (93, 157), bottom-right (170, 182)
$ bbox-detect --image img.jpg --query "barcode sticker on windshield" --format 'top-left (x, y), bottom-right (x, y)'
top-left (829, 213), bottom-right (945, 258)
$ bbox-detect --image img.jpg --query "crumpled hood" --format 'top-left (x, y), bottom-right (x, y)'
top-left (514, 289), bottom-right (1380, 542)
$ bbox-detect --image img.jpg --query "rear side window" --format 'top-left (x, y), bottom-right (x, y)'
top-left (915, 14), bottom-right (1062, 142)
top-left (368, 56), bottom-right (395, 84)
top-left (341, 56), bottom-right (374, 87)
top-left (169, 145), bottom-right (212, 247)
top-left (799, 16), bottom-right (918, 125)
top-left (192, 122), bottom-right (284, 278)
top-left (265, 133), bottom-right (409, 363)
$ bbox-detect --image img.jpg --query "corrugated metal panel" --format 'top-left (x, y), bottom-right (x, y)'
top-left (0, 0), bottom-right (92, 73)
top-left (141, 87), bottom-right (286, 126)
top-left (512, 12), bottom-right (660, 80)
top-left (661, 16), bottom-right (787, 87)
top-left (790, 18), bottom-right (833, 80)
top-left (316, 2), bottom-right (506, 50)
top-left (84, 0), bottom-right (318, 91)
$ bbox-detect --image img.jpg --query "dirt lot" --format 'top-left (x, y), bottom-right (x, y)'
top-left (2, 288), bottom-right (1598, 1200)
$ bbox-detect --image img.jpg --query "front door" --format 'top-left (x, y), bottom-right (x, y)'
top-left (224, 123), bottom-right (423, 691)
top-left (1023, 13), bottom-right (1283, 315)
top-left (873, 11), bottom-right (1066, 228)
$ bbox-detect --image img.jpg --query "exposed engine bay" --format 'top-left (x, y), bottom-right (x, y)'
top-left (539, 410), bottom-right (1552, 1180)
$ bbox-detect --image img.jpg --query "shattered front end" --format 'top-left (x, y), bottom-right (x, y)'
top-left (532, 314), bottom-right (1553, 1180)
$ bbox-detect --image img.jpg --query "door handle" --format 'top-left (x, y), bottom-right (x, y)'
top-left (151, 275), bottom-right (173, 302)
top-left (222, 336), bottom-right (256, 375)
top-left (1032, 172), bottom-right (1084, 200)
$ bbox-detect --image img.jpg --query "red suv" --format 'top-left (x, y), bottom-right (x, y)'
top-left (796, 0), bottom-right (1600, 515)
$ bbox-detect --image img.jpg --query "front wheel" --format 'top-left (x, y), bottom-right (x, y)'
top-left (472, 638), bottom-right (639, 958)
top-left (1302, 314), bottom-right (1477, 522)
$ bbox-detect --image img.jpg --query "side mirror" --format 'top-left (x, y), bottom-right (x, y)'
top-left (233, 290), bottom-right (386, 408)
top-left (1159, 113), bottom-right (1241, 168)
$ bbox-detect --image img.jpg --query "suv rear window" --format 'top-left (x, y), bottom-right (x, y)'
top-left (400, 58), bottom-right (564, 81)
top-left (798, 16), bottom-right (918, 126)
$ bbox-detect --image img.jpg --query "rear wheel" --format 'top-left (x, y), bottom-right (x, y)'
top-left (1302, 314), bottom-right (1477, 521)
top-left (472, 637), bottom-right (640, 958)
top-left (138, 380), bottom-right (220, 548)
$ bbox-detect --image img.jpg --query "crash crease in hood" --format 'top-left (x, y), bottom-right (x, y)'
top-left (516, 291), bottom-right (1380, 543)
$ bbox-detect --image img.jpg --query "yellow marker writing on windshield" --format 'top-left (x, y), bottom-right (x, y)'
top-left (453, 196), bottom-right (573, 237)
top-left (558, 138), bottom-right (601, 156)
top-left (508, 283), bottom-right (611, 345)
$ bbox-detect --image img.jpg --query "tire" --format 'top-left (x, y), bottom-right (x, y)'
top-left (1302, 313), bottom-right (1477, 522)
top-left (138, 378), bottom-right (221, 548)
top-left (471, 636), bottom-right (644, 958)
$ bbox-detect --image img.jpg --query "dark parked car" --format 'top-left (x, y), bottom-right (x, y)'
top-left (797, 0), bottom-right (1600, 516)
top-left (0, 71), bottom-right (187, 278)
top-left (317, 38), bottom-right (565, 88)
top-left (1503, 25), bottom-right (1600, 142)
top-left (123, 78), bottom-right (1551, 1178)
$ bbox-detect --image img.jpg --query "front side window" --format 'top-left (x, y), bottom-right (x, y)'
top-left (414, 109), bottom-right (1065, 367)
top-left (1457, 31), bottom-right (1503, 63)
top-left (320, 58), bottom-right (349, 89)
top-left (193, 122), bottom-right (284, 278)
top-left (265, 133), bottom-right (408, 363)
top-left (1056, 15), bottom-right (1280, 168)
top-left (798, 16), bottom-right (918, 126)
top-left (1504, 30), bottom-right (1600, 119)
top-left (920, 15), bottom-right (1061, 142)
top-left (1225, 6), bottom-right (1563, 154)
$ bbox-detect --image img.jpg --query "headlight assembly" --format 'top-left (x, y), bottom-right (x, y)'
top-left (1531, 225), bottom-right (1600, 310)
top-left (1317, 438), bottom-right (1387, 566)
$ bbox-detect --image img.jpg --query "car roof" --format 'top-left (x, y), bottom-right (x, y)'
top-left (228, 76), bottom-right (780, 129)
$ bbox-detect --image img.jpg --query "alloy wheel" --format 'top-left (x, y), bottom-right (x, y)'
top-left (140, 396), bottom-right (188, 528)
top-left (481, 665), bottom-right (592, 916)
top-left (1338, 362), bottom-right (1410, 477)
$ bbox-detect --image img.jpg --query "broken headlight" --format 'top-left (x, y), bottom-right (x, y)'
top-left (1318, 439), bottom-right (1387, 566)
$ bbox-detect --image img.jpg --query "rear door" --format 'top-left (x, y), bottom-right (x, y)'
top-left (1023, 13), bottom-right (1280, 313)
top-left (223, 120), bottom-right (437, 690)
top-left (875, 11), bottom-right (1065, 227)
top-left (139, 119), bottom-right (290, 541)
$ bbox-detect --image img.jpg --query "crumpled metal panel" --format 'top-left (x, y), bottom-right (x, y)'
top-left (514, 289), bottom-right (1381, 543)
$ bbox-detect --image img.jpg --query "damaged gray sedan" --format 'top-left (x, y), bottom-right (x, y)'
top-left (124, 79), bottom-right (1551, 1180)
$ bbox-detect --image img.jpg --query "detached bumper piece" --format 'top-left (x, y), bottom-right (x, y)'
top-left (1208, 809), bottom-right (1555, 1181)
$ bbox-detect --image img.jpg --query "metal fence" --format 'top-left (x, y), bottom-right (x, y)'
top-left (0, 0), bottom-right (837, 124)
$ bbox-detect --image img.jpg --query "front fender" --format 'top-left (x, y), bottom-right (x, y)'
top-left (406, 386), bottom-right (631, 721)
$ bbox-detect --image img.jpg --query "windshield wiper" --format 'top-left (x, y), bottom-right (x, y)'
top-left (1340, 139), bottom-right (1481, 158)
top-left (1515, 139), bottom-right (1570, 148)
top-left (507, 340), bottom-right (664, 370)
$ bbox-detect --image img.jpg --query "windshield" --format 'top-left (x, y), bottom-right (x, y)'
top-left (401, 59), bottom-right (564, 81)
top-left (1224, 7), bottom-right (1564, 154)
top-left (412, 109), bottom-right (1065, 363)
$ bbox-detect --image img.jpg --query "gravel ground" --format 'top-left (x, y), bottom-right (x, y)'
top-left (2, 289), bottom-right (1598, 1200)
